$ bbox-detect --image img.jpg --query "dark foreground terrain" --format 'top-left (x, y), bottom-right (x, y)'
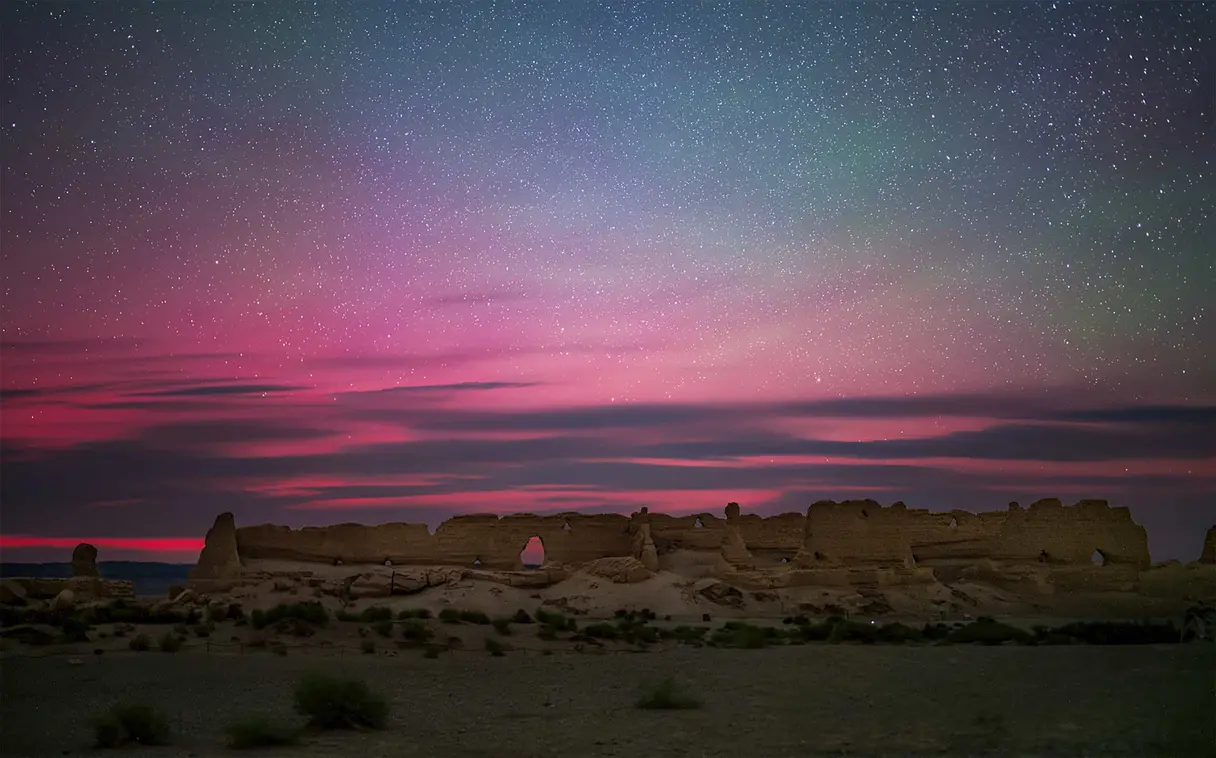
top-left (2, 644), bottom-right (1213, 757)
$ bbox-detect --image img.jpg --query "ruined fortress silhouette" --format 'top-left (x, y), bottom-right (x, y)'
top-left (189, 497), bottom-right (1215, 588)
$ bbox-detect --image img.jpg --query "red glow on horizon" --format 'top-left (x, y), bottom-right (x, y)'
top-left (0, 535), bottom-right (204, 552)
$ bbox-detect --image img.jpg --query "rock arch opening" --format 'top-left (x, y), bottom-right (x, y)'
top-left (948, 516), bottom-right (958, 529)
top-left (520, 536), bottom-right (545, 568)
top-left (1091, 549), bottom-right (1107, 567)
top-left (472, 557), bottom-right (483, 568)
top-left (562, 519), bottom-right (572, 532)
top-left (693, 517), bottom-right (704, 529)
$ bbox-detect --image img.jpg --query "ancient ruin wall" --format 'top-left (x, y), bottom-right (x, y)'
top-left (794, 498), bottom-right (1150, 570)
top-left (986, 498), bottom-right (1150, 569)
top-left (798, 500), bottom-right (918, 568)
top-left (189, 497), bottom-right (1157, 579)
top-left (232, 512), bottom-right (633, 570)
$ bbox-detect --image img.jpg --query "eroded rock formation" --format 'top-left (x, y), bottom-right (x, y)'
top-left (720, 502), bottom-right (755, 569)
top-left (1201, 526), bottom-right (1216, 564)
top-left (71, 543), bottom-right (99, 577)
top-left (185, 498), bottom-right (1172, 595)
top-left (3, 542), bottom-right (134, 604)
top-left (231, 512), bottom-right (633, 570)
top-left (188, 512), bottom-right (243, 589)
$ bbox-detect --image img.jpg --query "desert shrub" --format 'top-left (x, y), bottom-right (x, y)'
top-left (397, 608), bottom-right (432, 620)
top-left (826, 620), bottom-right (878, 644)
top-left (335, 609), bottom-right (358, 622)
top-left (583, 622), bottom-right (619, 640)
top-left (293, 672), bottom-right (388, 730)
top-left (640, 608), bottom-right (657, 621)
top-left (921, 622), bottom-right (951, 641)
top-left (173, 623), bottom-right (190, 636)
top-left (60, 617), bottom-right (92, 643)
top-left (459, 610), bottom-right (491, 625)
top-left (193, 624), bottom-right (211, 638)
top-left (631, 625), bottom-right (659, 644)
top-left (510, 609), bottom-right (534, 624)
top-left (225, 714), bottom-right (299, 749)
top-left (92, 703), bottom-right (170, 748)
top-left (360, 638), bottom-right (376, 654)
top-left (875, 622), bottom-right (923, 644)
top-left (491, 617), bottom-right (512, 635)
top-left (270, 643), bottom-right (288, 656)
top-left (535, 609), bottom-right (575, 631)
top-left (1037, 631), bottom-right (1076, 645)
top-left (702, 613), bottom-right (712, 622)
top-left (251, 602), bottom-right (328, 630)
top-left (1048, 620), bottom-right (1177, 645)
top-left (400, 620), bottom-right (433, 644)
top-left (359, 606), bottom-right (393, 623)
top-left (157, 632), bottom-right (183, 652)
top-left (537, 625), bottom-right (559, 641)
top-left (438, 608), bottom-right (463, 624)
top-left (128, 634), bottom-right (151, 651)
top-left (614, 608), bottom-right (630, 619)
top-left (948, 620), bottom-right (1031, 646)
top-left (423, 644), bottom-right (443, 658)
top-left (710, 622), bottom-right (779, 649)
top-left (636, 678), bottom-right (701, 710)
top-left (660, 625), bottom-right (709, 645)
top-left (485, 638), bottom-right (507, 656)
top-left (275, 617), bottom-right (316, 638)
top-left (788, 621), bottom-right (834, 642)
top-left (371, 620), bottom-right (394, 638)
top-left (88, 602), bottom-right (197, 627)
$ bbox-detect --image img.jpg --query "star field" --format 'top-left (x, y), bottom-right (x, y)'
top-left (1, 2), bottom-right (1213, 561)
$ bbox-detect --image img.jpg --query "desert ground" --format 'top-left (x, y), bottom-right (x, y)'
top-left (3, 640), bottom-right (1213, 758)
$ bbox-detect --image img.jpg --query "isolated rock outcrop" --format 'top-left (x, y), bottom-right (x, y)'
top-left (631, 514), bottom-right (660, 572)
top-left (720, 502), bottom-right (755, 569)
top-left (1200, 526), bottom-right (1216, 564)
top-left (71, 543), bottom-right (100, 577)
top-left (188, 512), bottom-right (243, 587)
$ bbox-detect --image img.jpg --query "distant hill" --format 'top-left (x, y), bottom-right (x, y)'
top-left (0, 562), bottom-right (192, 598)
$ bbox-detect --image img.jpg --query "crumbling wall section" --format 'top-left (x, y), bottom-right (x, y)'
top-left (189, 497), bottom-right (1156, 580)
top-left (231, 512), bottom-right (633, 570)
top-left (986, 498), bottom-right (1151, 569)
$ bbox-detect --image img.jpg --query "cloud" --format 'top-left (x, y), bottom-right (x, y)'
top-left (0, 388), bottom-right (44, 400)
top-left (360, 381), bottom-right (539, 394)
top-left (2, 393), bottom-right (1213, 561)
top-left (129, 383), bottom-right (308, 397)
top-left (1053, 405), bottom-right (1216, 425)
top-left (0, 337), bottom-right (148, 354)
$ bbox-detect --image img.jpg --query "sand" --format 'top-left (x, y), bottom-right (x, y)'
top-left (2, 642), bottom-right (1212, 757)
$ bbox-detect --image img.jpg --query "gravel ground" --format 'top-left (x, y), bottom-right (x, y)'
top-left (2, 644), bottom-right (1213, 758)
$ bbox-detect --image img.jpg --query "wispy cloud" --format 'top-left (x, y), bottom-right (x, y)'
top-left (129, 383), bottom-right (309, 398)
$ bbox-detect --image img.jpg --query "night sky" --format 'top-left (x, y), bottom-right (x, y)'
top-left (2, 2), bottom-right (1213, 564)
